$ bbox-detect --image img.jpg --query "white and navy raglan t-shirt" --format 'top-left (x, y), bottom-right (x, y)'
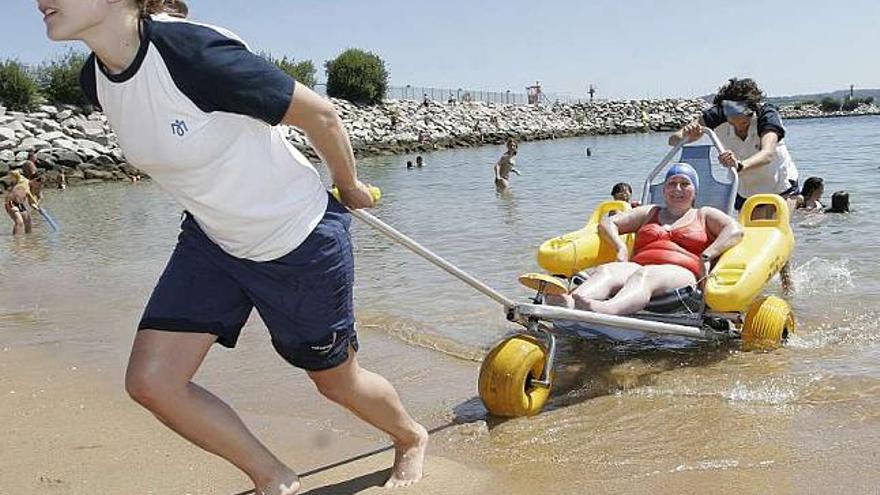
top-left (79, 14), bottom-right (328, 261)
top-left (702, 103), bottom-right (798, 197)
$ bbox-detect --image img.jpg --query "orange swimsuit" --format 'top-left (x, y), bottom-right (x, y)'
top-left (631, 207), bottom-right (714, 277)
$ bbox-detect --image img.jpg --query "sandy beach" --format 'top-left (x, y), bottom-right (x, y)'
top-left (0, 328), bottom-right (508, 495)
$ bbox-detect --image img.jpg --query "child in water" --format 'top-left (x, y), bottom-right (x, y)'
top-left (4, 169), bottom-right (41, 234)
top-left (825, 191), bottom-right (850, 213)
top-left (611, 182), bottom-right (641, 208)
top-left (796, 176), bottom-right (824, 211)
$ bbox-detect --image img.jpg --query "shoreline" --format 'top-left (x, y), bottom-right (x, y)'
top-left (2, 99), bottom-right (879, 190)
top-left (3, 120), bottom-right (880, 494)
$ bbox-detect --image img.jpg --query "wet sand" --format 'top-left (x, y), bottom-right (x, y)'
top-left (6, 332), bottom-right (878, 495)
top-left (0, 331), bottom-right (505, 495)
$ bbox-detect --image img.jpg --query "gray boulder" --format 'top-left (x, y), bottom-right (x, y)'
top-left (36, 131), bottom-right (67, 142)
top-left (5, 121), bottom-right (25, 133)
top-left (84, 169), bottom-right (116, 180)
top-left (39, 105), bottom-right (59, 116)
top-left (17, 137), bottom-right (50, 151)
top-left (54, 149), bottom-right (83, 167)
top-left (88, 155), bottom-right (116, 169)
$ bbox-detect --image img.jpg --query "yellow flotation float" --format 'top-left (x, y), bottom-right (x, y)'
top-left (705, 194), bottom-right (794, 312)
top-left (537, 200), bottom-right (634, 277)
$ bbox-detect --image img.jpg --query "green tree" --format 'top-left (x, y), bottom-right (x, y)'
top-left (0, 59), bottom-right (40, 111)
top-left (261, 53), bottom-right (316, 88)
top-left (841, 97), bottom-right (860, 112)
top-left (39, 49), bottom-right (90, 107)
top-left (819, 97), bottom-right (841, 112)
top-left (324, 48), bottom-right (388, 105)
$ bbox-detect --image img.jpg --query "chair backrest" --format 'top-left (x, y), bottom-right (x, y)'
top-left (646, 144), bottom-right (736, 215)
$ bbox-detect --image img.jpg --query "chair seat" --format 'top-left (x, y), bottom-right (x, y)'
top-left (644, 285), bottom-right (702, 314)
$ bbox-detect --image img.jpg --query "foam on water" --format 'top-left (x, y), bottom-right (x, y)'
top-left (787, 310), bottom-right (880, 349)
top-left (627, 371), bottom-right (824, 407)
top-left (720, 374), bottom-right (823, 405)
top-left (670, 459), bottom-right (775, 473)
top-left (790, 257), bottom-right (854, 296)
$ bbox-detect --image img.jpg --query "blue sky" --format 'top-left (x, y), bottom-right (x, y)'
top-left (2, 0), bottom-right (877, 99)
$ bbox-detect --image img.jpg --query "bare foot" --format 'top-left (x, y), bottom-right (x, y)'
top-left (256, 470), bottom-right (300, 495)
top-left (384, 423), bottom-right (428, 488)
top-left (571, 295), bottom-right (597, 312)
top-left (545, 293), bottom-right (574, 308)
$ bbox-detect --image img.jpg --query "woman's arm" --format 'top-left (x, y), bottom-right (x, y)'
top-left (281, 84), bottom-right (374, 209)
top-left (738, 131), bottom-right (779, 171)
top-left (599, 205), bottom-right (653, 261)
top-left (700, 207), bottom-right (743, 260)
top-left (26, 191), bottom-right (40, 209)
top-left (668, 117), bottom-right (707, 146)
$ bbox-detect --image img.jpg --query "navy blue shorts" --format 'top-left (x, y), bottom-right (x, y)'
top-left (138, 194), bottom-right (358, 371)
top-left (735, 179), bottom-right (799, 211)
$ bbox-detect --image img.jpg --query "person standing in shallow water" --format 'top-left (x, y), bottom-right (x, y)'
top-left (38, 1), bottom-right (427, 494)
top-left (669, 78), bottom-right (798, 293)
top-left (5, 169), bottom-right (40, 235)
top-left (494, 139), bottom-right (521, 191)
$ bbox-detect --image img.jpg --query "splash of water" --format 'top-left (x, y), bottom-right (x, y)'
top-left (790, 257), bottom-right (854, 296)
top-left (787, 310), bottom-right (880, 350)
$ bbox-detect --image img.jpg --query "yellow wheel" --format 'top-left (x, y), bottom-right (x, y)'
top-left (741, 296), bottom-right (795, 351)
top-left (478, 335), bottom-right (551, 417)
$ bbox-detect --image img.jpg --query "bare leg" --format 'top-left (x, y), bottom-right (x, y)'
top-left (7, 208), bottom-right (25, 235)
top-left (22, 211), bottom-right (32, 234)
top-left (754, 201), bottom-right (796, 295)
top-left (569, 262), bottom-right (640, 309)
top-left (780, 262), bottom-right (794, 296)
top-left (308, 350), bottom-right (428, 489)
top-left (126, 330), bottom-right (298, 495)
top-left (590, 265), bottom-right (696, 315)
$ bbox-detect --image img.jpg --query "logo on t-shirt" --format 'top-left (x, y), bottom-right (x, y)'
top-left (171, 119), bottom-right (189, 137)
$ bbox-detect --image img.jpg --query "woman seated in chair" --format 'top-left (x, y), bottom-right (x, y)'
top-left (549, 163), bottom-right (743, 315)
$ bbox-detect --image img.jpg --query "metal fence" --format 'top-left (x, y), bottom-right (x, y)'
top-left (387, 85), bottom-right (589, 105)
top-left (314, 83), bottom-right (590, 105)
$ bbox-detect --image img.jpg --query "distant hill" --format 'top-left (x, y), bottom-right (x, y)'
top-left (702, 88), bottom-right (880, 106)
top-left (767, 89), bottom-right (880, 106)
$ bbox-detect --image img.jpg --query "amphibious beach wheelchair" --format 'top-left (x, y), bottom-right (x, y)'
top-left (478, 128), bottom-right (796, 417)
top-left (344, 127), bottom-right (795, 419)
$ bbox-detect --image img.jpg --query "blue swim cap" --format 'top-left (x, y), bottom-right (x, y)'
top-left (665, 162), bottom-right (699, 190)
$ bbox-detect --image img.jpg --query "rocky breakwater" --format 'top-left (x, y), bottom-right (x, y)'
top-left (779, 102), bottom-right (880, 120)
top-left (0, 104), bottom-right (140, 191)
top-left (295, 98), bottom-right (708, 158)
top-left (0, 98), bottom-right (707, 189)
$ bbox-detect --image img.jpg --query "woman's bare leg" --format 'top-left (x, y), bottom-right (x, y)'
top-left (590, 265), bottom-right (696, 315)
top-left (7, 208), bottom-right (25, 235)
top-left (307, 350), bottom-right (428, 489)
top-left (126, 330), bottom-right (298, 495)
top-left (569, 262), bottom-right (641, 309)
